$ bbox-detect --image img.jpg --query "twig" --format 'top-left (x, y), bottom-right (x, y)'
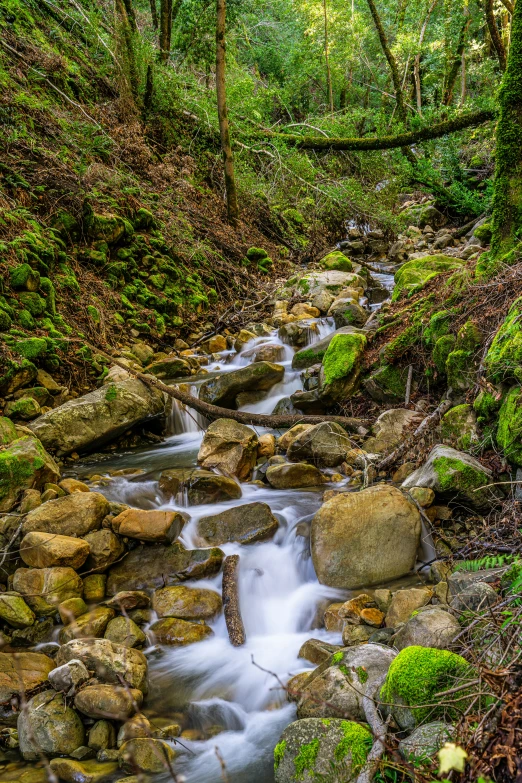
top-left (404, 365), bottom-right (413, 406)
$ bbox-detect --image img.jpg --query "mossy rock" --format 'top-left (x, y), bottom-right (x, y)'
top-left (246, 247), bottom-right (269, 262)
top-left (392, 256), bottom-right (464, 301)
top-left (0, 435), bottom-right (60, 513)
top-left (380, 646), bottom-right (476, 730)
top-left (17, 309), bottom-right (35, 330)
top-left (319, 251), bottom-right (353, 273)
top-left (473, 222), bottom-right (492, 244)
top-left (446, 349), bottom-right (474, 390)
top-left (0, 309), bottom-right (12, 332)
top-left (319, 332), bottom-right (367, 403)
top-left (19, 292), bottom-right (46, 317)
top-left (0, 417), bottom-right (18, 446)
top-left (4, 397), bottom-right (41, 422)
top-left (134, 208), bottom-right (155, 230)
top-left (423, 310), bottom-right (453, 347)
top-left (484, 297), bottom-right (522, 383)
top-left (10, 264), bottom-right (40, 292)
top-left (473, 390), bottom-right (501, 424)
top-left (432, 335), bottom-right (456, 374)
top-left (0, 359), bottom-right (37, 395)
top-left (497, 386), bottom-right (522, 467)
top-left (440, 404), bottom-right (479, 451)
top-left (14, 338), bottom-right (48, 361)
top-left (51, 210), bottom-right (80, 241)
top-left (456, 321), bottom-right (481, 352)
top-left (363, 363), bottom-right (409, 403)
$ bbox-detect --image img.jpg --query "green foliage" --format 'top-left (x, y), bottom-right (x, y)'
top-left (497, 386), bottom-right (522, 466)
top-left (393, 256), bottom-right (464, 302)
top-left (454, 555), bottom-right (518, 573)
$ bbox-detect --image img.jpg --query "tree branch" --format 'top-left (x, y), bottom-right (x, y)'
top-left (485, 0), bottom-right (507, 71)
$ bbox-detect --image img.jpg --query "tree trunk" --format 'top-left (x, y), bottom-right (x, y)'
top-left (491, 0), bottom-right (522, 256)
top-left (485, 0), bottom-right (507, 70)
top-left (115, 0), bottom-right (138, 100)
top-left (443, 9), bottom-right (471, 104)
top-left (222, 555), bottom-right (246, 646)
top-left (122, 0), bottom-right (138, 32)
top-left (159, 0), bottom-right (172, 63)
top-left (216, 0), bottom-right (240, 225)
top-left (323, 0), bottom-right (334, 114)
top-left (366, 0), bottom-right (408, 122)
top-left (414, 0), bottom-right (440, 114)
top-left (150, 0), bottom-right (158, 29)
top-left (143, 63), bottom-right (154, 117)
top-left (500, 0), bottom-right (514, 13)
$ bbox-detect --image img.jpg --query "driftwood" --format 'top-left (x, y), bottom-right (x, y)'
top-left (378, 397), bottom-right (453, 470)
top-left (357, 682), bottom-right (390, 783)
top-left (222, 555), bottom-right (246, 646)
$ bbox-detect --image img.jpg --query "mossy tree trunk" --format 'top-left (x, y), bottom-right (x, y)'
top-left (115, 0), bottom-right (138, 101)
top-left (414, 0), bottom-right (440, 114)
top-left (323, 0), bottom-right (334, 114)
top-left (159, 0), bottom-right (172, 63)
top-left (216, 0), bottom-right (240, 226)
top-left (491, 0), bottom-right (522, 256)
top-left (150, 0), bottom-right (158, 29)
top-left (366, 0), bottom-right (408, 123)
top-left (443, 7), bottom-right (471, 104)
top-left (485, 0), bottom-right (507, 71)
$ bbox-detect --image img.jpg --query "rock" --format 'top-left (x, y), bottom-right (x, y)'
top-left (318, 250), bottom-right (353, 272)
top-left (496, 387), bottom-right (522, 467)
top-left (0, 436), bottom-right (60, 512)
top-left (197, 419), bottom-right (258, 480)
top-left (279, 321), bottom-right (319, 347)
top-left (75, 684), bottom-right (143, 720)
top-left (13, 567), bottom-right (83, 615)
top-left (4, 397), bottom-right (41, 421)
top-left (116, 713), bottom-right (153, 747)
top-left (385, 587), bottom-right (433, 627)
top-left (0, 652), bottom-right (54, 703)
top-left (448, 570), bottom-right (499, 612)
top-left (83, 530), bottom-right (125, 571)
top-left (0, 360), bottom-right (37, 396)
top-left (22, 491), bottom-right (110, 537)
top-left (150, 617), bottom-right (213, 645)
top-left (158, 468), bottom-right (241, 505)
top-left (112, 508), bottom-right (184, 544)
top-left (104, 617), bottom-right (146, 648)
top-left (299, 270), bottom-right (366, 298)
top-left (323, 602), bottom-right (344, 632)
top-left (398, 721), bottom-right (455, 763)
top-left (297, 644), bottom-right (396, 720)
top-left (274, 718), bottom-right (372, 783)
top-left (392, 255), bottom-right (463, 301)
top-left (106, 542), bottom-right (224, 594)
top-left (49, 759), bottom-right (118, 783)
top-left (202, 335), bottom-right (227, 353)
top-left (484, 296), bottom-right (522, 384)
top-left (18, 691), bottom-right (85, 760)
top-left (363, 364), bottom-right (410, 404)
top-left (329, 299), bottom-right (368, 329)
top-left (10, 616), bottom-right (54, 647)
top-left (266, 463), bottom-right (325, 489)
top-left (364, 409), bottom-right (423, 454)
top-left (119, 738), bottom-right (177, 774)
top-left (278, 424), bottom-right (314, 451)
top-left (401, 445), bottom-right (500, 509)
top-left (59, 606), bottom-right (116, 644)
top-left (60, 478), bottom-right (91, 494)
top-left (19, 488), bottom-right (42, 513)
top-left (441, 404), bottom-right (480, 451)
top-left (20, 531), bottom-right (90, 569)
top-left (342, 624), bottom-right (374, 645)
top-left (250, 344), bottom-right (284, 363)
top-left (197, 502), bottom-right (279, 545)
top-left (291, 327), bottom-right (362, 370)
top-left (28, 378), bottom-right (165, 456)
top-left (318, 332), bottom-right (367, 403)
top-left (152, 585), bottom-right (222, 621)
top-left (311, 485), bottom-right (421, 588)
top-left (0, 593), bottom-right (35, 628)
top-left (287, 422), bottom-right (351, 467)
top-left (408, 487), bottom-right (435, 507)
top-left (144, 357), bottom-right (191, 379)
top-left (338, 594), bottom-right (377, 623)
top-left (104, 591), bottom-right (150, 612)
top-left (199, 363), bottom-right (284, 408)
top-left (48, 659), bottom-right (90, 694)
top-left (393, 607), bottom-right (461, 650)
top-left (56, 638), bottom-right (148, 692)
top-left (88, 721), bottom-right (116, 752)
top-left (234, 329), bottom-right (257, 352)
top-left (298, 638), bottom-right (341, 665)
top-left (83, 574), bottom-right (106, 602)
top-left (257, 433), bottom-right (276, 459)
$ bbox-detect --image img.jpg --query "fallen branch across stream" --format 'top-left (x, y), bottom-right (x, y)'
top-left (222, 555), bottom-right (246, 646)
top-left (377, 396), bottom-right (453, 470)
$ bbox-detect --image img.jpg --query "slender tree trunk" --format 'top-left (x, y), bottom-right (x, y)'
top-left (323, 0), bottom-right (334, 114)
top-left (500, 0), bottom-right (514, 12)
top-left (460, 47), bottom-right (467, 104)
top-left (143, 63), bottom-right (154, 117)
top-left (122, 0), bottom-right (137, 32)
top-left (216, 0), bottom-right (239, 225)
top-left (115, 0), bottom-right (138, 100)
top-left (485, 0), bottom-right (507, 70)
top-left (159, 0), bottom-right (172, 63)
top-left (443, 10), bottom-right (471, 104)
top-left (414, 0), bottom-right (440, 114)
top-left (491, 0), bottom-right (522, 256)
top-left (366, 0), bottom-right (408, 122)
top-left (150, 0), bottom-right (158, 29)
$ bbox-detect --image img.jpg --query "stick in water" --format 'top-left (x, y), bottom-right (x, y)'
top-left (222, 554), bottom-right (246, 646)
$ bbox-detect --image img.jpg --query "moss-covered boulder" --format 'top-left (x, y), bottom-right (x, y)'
top-left (363, 363), bottom-right (409, 403)
top-left (497, 386), bottom-right (522, 466)
top-left (292, 326), bottom-right (363, 370)
top-left (329, 299), bottom-right (368, 329)
top-left (484, 298), bottom-right (522, 383)
top-left (380, 646), bottom-right (476, 730)
top-left (318, 251), bottom-right (353, 273)
top-left (0, 435), bottom-right (60, 512)
top-left (4, 396), bottom-right (41, 421)
top-left (10, 264), bottom-right (41, 292)
top-left (0, 593), bottom-right (36, 628)
top-left (50, 759), bottom-right (119, 783)
top-left (441, 404), bottom-right (480, 451)
top-left (392, 255), bottom-right (463, 301)
top-left (274, 718), bottom-right (372, 783)
top-left (432, 334), bottom-right (456, 374)
top-left (0, 417), bottom-right (18, 446)
top-left (319, 332), bottom-right (367, 403)
top-left (18, 691), bottom-right (85, 760)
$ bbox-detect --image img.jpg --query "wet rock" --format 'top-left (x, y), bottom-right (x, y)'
top-left (279, 321), bottom-right (319, 348)
top-left (277, 424), bottom-right (314, 451)
top-left (56, 639), bottom-right (148, 692)
top-left (0, 436), bottom-right (60, 513)
top-left (152, 585), bottom-right (222, 621)
top-left (83, 574), bottom-right (107, 602)
top-left (197, 502), bottom-right (279, 545)
top-left (60, 478), bottom-right (91, 494)
top-left (311, 485), bottom-right (421, 588)
top-left (364, 409), bottom-right (423, 454)
top-left (22, 491), bottom-right (110, 537)
top-left (318, 332), bottom-right (367, 403)
top-left (48, 659), bottom-right (90, 694)
top-left (144, 357), bottom-right (191, 379)
top-left (298, 638), bottom-right (341, 665)
top-left (393, 607), bottom-right (461, 650)
top-left (83, 530), bottom-right (125, 571)
top-left (10, 616), bottom-right (54, 647)
top-left (49, 758), bottom-right (118, 783)
top-left (234, 329), bottom-right (257, 352)
top-left (104, 617), bottom-right (147, 648)
top-left (20, 531), bottom-right (90, 569)
top-left (150, 617), bottom-right (213, 645)
top-left (201, 335), bottom-right (227, 353)
top-left (329, 298), bottom-right (368, 329)
top-left (257, 433), bottom-right (276, 458)
top-left (0, 593), bottom-right (35, 628)
top-left (398, 721), bottom-right (455, 763)
top-left (266, 462), bottom-right (325, 489)
top-left (18, 691), bottom-right (85, 760)
top-left (59, 606), bottom-right (116, 644)
top-left (287, 422), bottom-right (351, 467)
top-left (104, 591), bottom-right (150, 612)
top-left (88, 720), bottom-right (116, 752)
top-left (158, 468), bottom-right (241, 505)
top-left (323, 602), bottom-right (344, 632)
top-left (197, 419), bottom-right (258, 481)
top-left (291, 327), bottom-right (362, 370)
top-left (385, 587), bottom-right (433, 627)
top-left (250, 344), bottom-right (284, 363)
top-left (106, 542), bottom-right (224, 594)
top-left (13, 566), bottom-right (83, 616)
top-left (116, 713), bottom-right (153, 747)
top-left (119, 737), bottom-right (177, 774)
top-left (0, 651), bottom-right (55, 703)
top-left (75, 685), bottom-right (143, 720)
top-left (448, 570), bottom-right (499, 612)
top-left (113, 509), bottom-right (184, 543)
top-left (199, 362), bottom-right (284, 408)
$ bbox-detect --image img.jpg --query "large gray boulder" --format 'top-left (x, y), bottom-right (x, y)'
top-left (393, 607), bottom-right (461, 650)
top-left (0, 435), bottom-right (60, 512)
top-left (287, 422), bottom-right (351, 467)
top-left (18, 691), bottom-right (85, 760)
top-left (28, 378), bottom-right (165, 455)
top-left (311, 485), bottom-right (421, 588)
top-left (199, 362), bottom-right (284, 408)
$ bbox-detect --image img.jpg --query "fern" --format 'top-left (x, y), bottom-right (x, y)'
top-left (453, 555), bottom-right (519, 572)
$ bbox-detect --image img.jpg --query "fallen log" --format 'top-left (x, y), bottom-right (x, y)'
top-left (222, 554), bottom-right (246, 647)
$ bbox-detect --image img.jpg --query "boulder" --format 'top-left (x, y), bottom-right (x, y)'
top-left (393, 607), bottom-right (461, 651)
top-left (83, 530), bottom-right (125, 571)
top-left (152, 585), bottom-right (222, 621)
top-left (250, 344), bottom-right (285, 363)
top-left (385, 587), bottom-right (432, 627)
top-left (116, 713), bottom-right (153, 747)
top-left (48, 659), bottom-right (90, 694)
top-left (392, 255), bottom-right (463, 301)
top-left (119, 738), bottom-right (177, 774)
top-left (150, 617), bottom-right (213, 645)
top-left (13, 567), bottom-right (83, 615)
top-left (0, 652), bottom-right (54, 703)
top-left (106, 542), bottom-right (224, 594)
top-left (22, 491), bottom-right (110, 537)
top-left (158, 468), bottom-right (241, 505)
top-left (59, 606), bottom-right (115, 644)
top-left (60, 478), bottom-right (91, 494)
top-left (290, 303), bottom-right (321, 319)
top-left (329, 299), bottom-right (368, 329)
top-left (401, 445), bottom-right (500, 509)
top-left (197, 502), bottom-right (279, 545)
top-left (104, 617), bottom-right (147, 648)
top-left (75, 684), bottom-right (143, 720)
top-left (18, 691), bottom-right (85, 760)
top-left (278, 424), bottom-right (314, 451)
top-left (49, 759), bottom-right (118, 783)
top-left (287, 422), bottom-right (351, 467)
top-left (484, 296), bottom-right (522, 384)
top-left (56, 639), bottom-right (148, 692)
top-left (298, 270), bottom-right (366, 298)
top-left (266, 463), bottom-right (325, 489)
top-left (28, 378), bottom-right (165, 456)
top-left (143, 357), bottom-right (191, 379)
top-left (0, 436), bottom-right (60, 512)
top-left (364, 409), bottom-right (423, 454)
top-left (112, 508), bottom-right (184, 543)
top-left (199, 363), bottom-right (284, 408)
top-left (448, 569), bottom-right (499, 612)
top-left (88, 720), bottom-right (116, 751)
top-left (104, 591), bottom-right (150, 612)
top-left (0, 593), bottom-right (35, 628)
top-left (318, 251), bottom-right (353, 272)
top-left (298, 638), bottom-right (342, 665)
top-left (441, 404), bottom-right (479, 451)
top-left (311, 485), bottom-right (421, 588)
top-left (197, 419), bottom-right (258, 480)
top-left (20, 531), bottom-right (90, 569)
top-left (278, 321), bottom-right (319, 347)
top-left (363, 364), bottom-right (410, 403)
top-left (398, 722), bottom-right (455, 763)
top-left (291, 327), bottom-right (364, 370)
top-left (318, 332), bottom-right (367, 403)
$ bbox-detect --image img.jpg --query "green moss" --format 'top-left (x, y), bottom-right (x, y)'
top-left (293, 739), bottom-right (320, 780)
top-left (441, 404), bottom-right (477, 451)
top-left (474, 222), bottom-right (492, 244)
top-left (497, 386), bottom-right (522, 466)
top-left (474, 390), bottom-right (501, 424)
top-left (484, 298), bottom-right (522, 383)
top-left (365, 363), bottom-right (408, 401)
top-left (392, 255), bottom-right (464, 301)
top-left (322, 332), bottom-right (367, 385)
top-left (456, 321), bottom-right (481, 352)
top-left (297, 278), bottom-right (310, 295)
top-left (446, 349), bottom-right (474, 390)
top-left (424, 310), bottom-right (452, 346)
top-left (134, 207), bottom-right (155, 230)
top-left (355, 666), bottom-right (368, 685)
top-left (0, 418), bottom-right (17, 446)
top-left (274, 740), bottom-right (286, 771)
top-left (10, 263), bottom-right (40, 291)
top-left (0, 309), bottom-right (12, 332)
top-left (383, 324), bottom-right (418, 363)
top-left (104, 384), bottom-right (118, 402)
top-left (14, 338), bottom-right (47, 361)
top-left (4, 397), bottom-right (40, 421)
top-left (18, 292), bottom-right (46, 317)
top-left (17, 309), bottom-right (34, 330)
top-left (333, 721), bottom-right (372, 770)
top-left (331, 651), bottom-right (344, 665)
top-left (380, 646), bottom-right (475, 726)
top-left (433, 456), bottom-right (486, 493)
top-left (87, 305), bottom-right (100, 323)
top-left (0, 435), bottom-right (48, 510)
top-left (319, 251), bottom-right (353, 273)
top-left (246, 247), bottom-right (269, 262)
top-left (39, 278), bottom-right (56, 315)
top-left (432, 334), bottom-right (456, 374)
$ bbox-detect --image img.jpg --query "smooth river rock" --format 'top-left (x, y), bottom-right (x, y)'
top-left (112, 508), bottom-right (184, 543)
top-left (75, 684), bottom-right (143, 720)
top-left (199, 362), bottom-right (284, 408)
top-left (266, 462), bottom-right (325, 489)
top-left (158, 468), bottom-right (241, 505)
top-left (20, 531), bottom-right (90, 569)
top-left (0, 651), bottom-right (55, 703)
top-left (197, 419), bottom-right (259, 480)
top-left (13, 566), bottom-right (83, 615)
top-left (150, 617), bottom-right (213, 645)
top-left (22, 491), bottom-right (110, 537)
top-left (287, 421), bottom-right (351, 467)
top-left (197, 502), bottom-right (279, 545)
top-left (56, 638), bottom-right (148, 692)
top-left (152, 585), bottom-right (222, 621)
top-left (18, 691), bottom-right (85, 760)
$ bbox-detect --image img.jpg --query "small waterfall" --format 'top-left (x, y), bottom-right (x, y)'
top-left (168, 385), bottom-right (205, 435)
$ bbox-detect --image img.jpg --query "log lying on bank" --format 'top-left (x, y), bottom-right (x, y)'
top-left (222, 555), bottom-right (246, 647)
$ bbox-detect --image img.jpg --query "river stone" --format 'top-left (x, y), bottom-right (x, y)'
top-left (116, 713), bottom-right (153, 747)
top-left (250, 344), bottom-right (285, 363)
top-left (197, 502), bottom-right (279, 545)
top-left (311, 484), bottom-right (421, 588)
top-left (258, 433), bottom-right (276, 458)
top-left (13, 567), bottom-right (83, 615)
top-left (385, 587), bottom-right (433, 627)
top-left (278, 424), bottom-right (314, 451)
top-left (88, 720), bottom-right (116, 751)
top-left (18, 691), bottom-right (85, 760)
top-left (199, 362), bottom-right (284, 408)
top-left (49, 758), bottom-right (118, 783)
top-left (150, 617), bottom-right (213, 645)
top-left (144, 357), bottom-right (192, 379)
top-left (298, 638), bottom-right (342, 665)
top-left (83, 529), bottom-right (125, 571)
top-left (0, 593), bottom-right (35, 628)
top-left (291, 327), bottom-right (365, 371)
top-left (364, 409), bottom-right (423, 454)
top-left (398, 721), bottom-right (455, 763)
top-left (60, 478), bottom-right (91, 494)
top-left (48, 659), bottom-right (90, 694)
top-left (318, 332), bottom-right (367, 404)
top-left (287, 422), bottom-right (351, 467)
top-left (299, 270), bottom-right (366, 298)
top-left (393, 607), bottom-right (461, 651)
top-left (59, 606), bottom-right (116, 644)
top-left (0, 652), bottom-right (54, 703)
top-left (0, 435), bottom-right (60, 512)
top-left (112, 509), bottom-right (184, 543)
top-left (28, 378), bottom-right (165, 456)
top-left (20, 531), bottom-right (90, 569)
top-left (274, 717), bottom-right (373, 783)
top-left (22, 491), bottom-right (110, 537)
top-left (197, 419), bottom-right (259, 480)
top-left (104, 591), bottom-right (150, 612)
top-left (104, 617), bottom-right (147, 648)
top-left (158, 467), bottom-right (241, 505)
top-left (266, 462), bottom-right (325, 489)
top-left (106, 542), bottom-right (224, 594)
top-left (56, 638), bottom-right (148, 692)
top-left (75, 685), bottom-right (143, 720)
top-left (401, 444), bottom-right (500, 509)
top-left (329, 299), bottom-right (368, 329)
top-left (152, 585), bottom-right (222, 620)
top-left (447, 569), bottom-right (499, 612)
top-left (119, 738), bottom-right (177, 774)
